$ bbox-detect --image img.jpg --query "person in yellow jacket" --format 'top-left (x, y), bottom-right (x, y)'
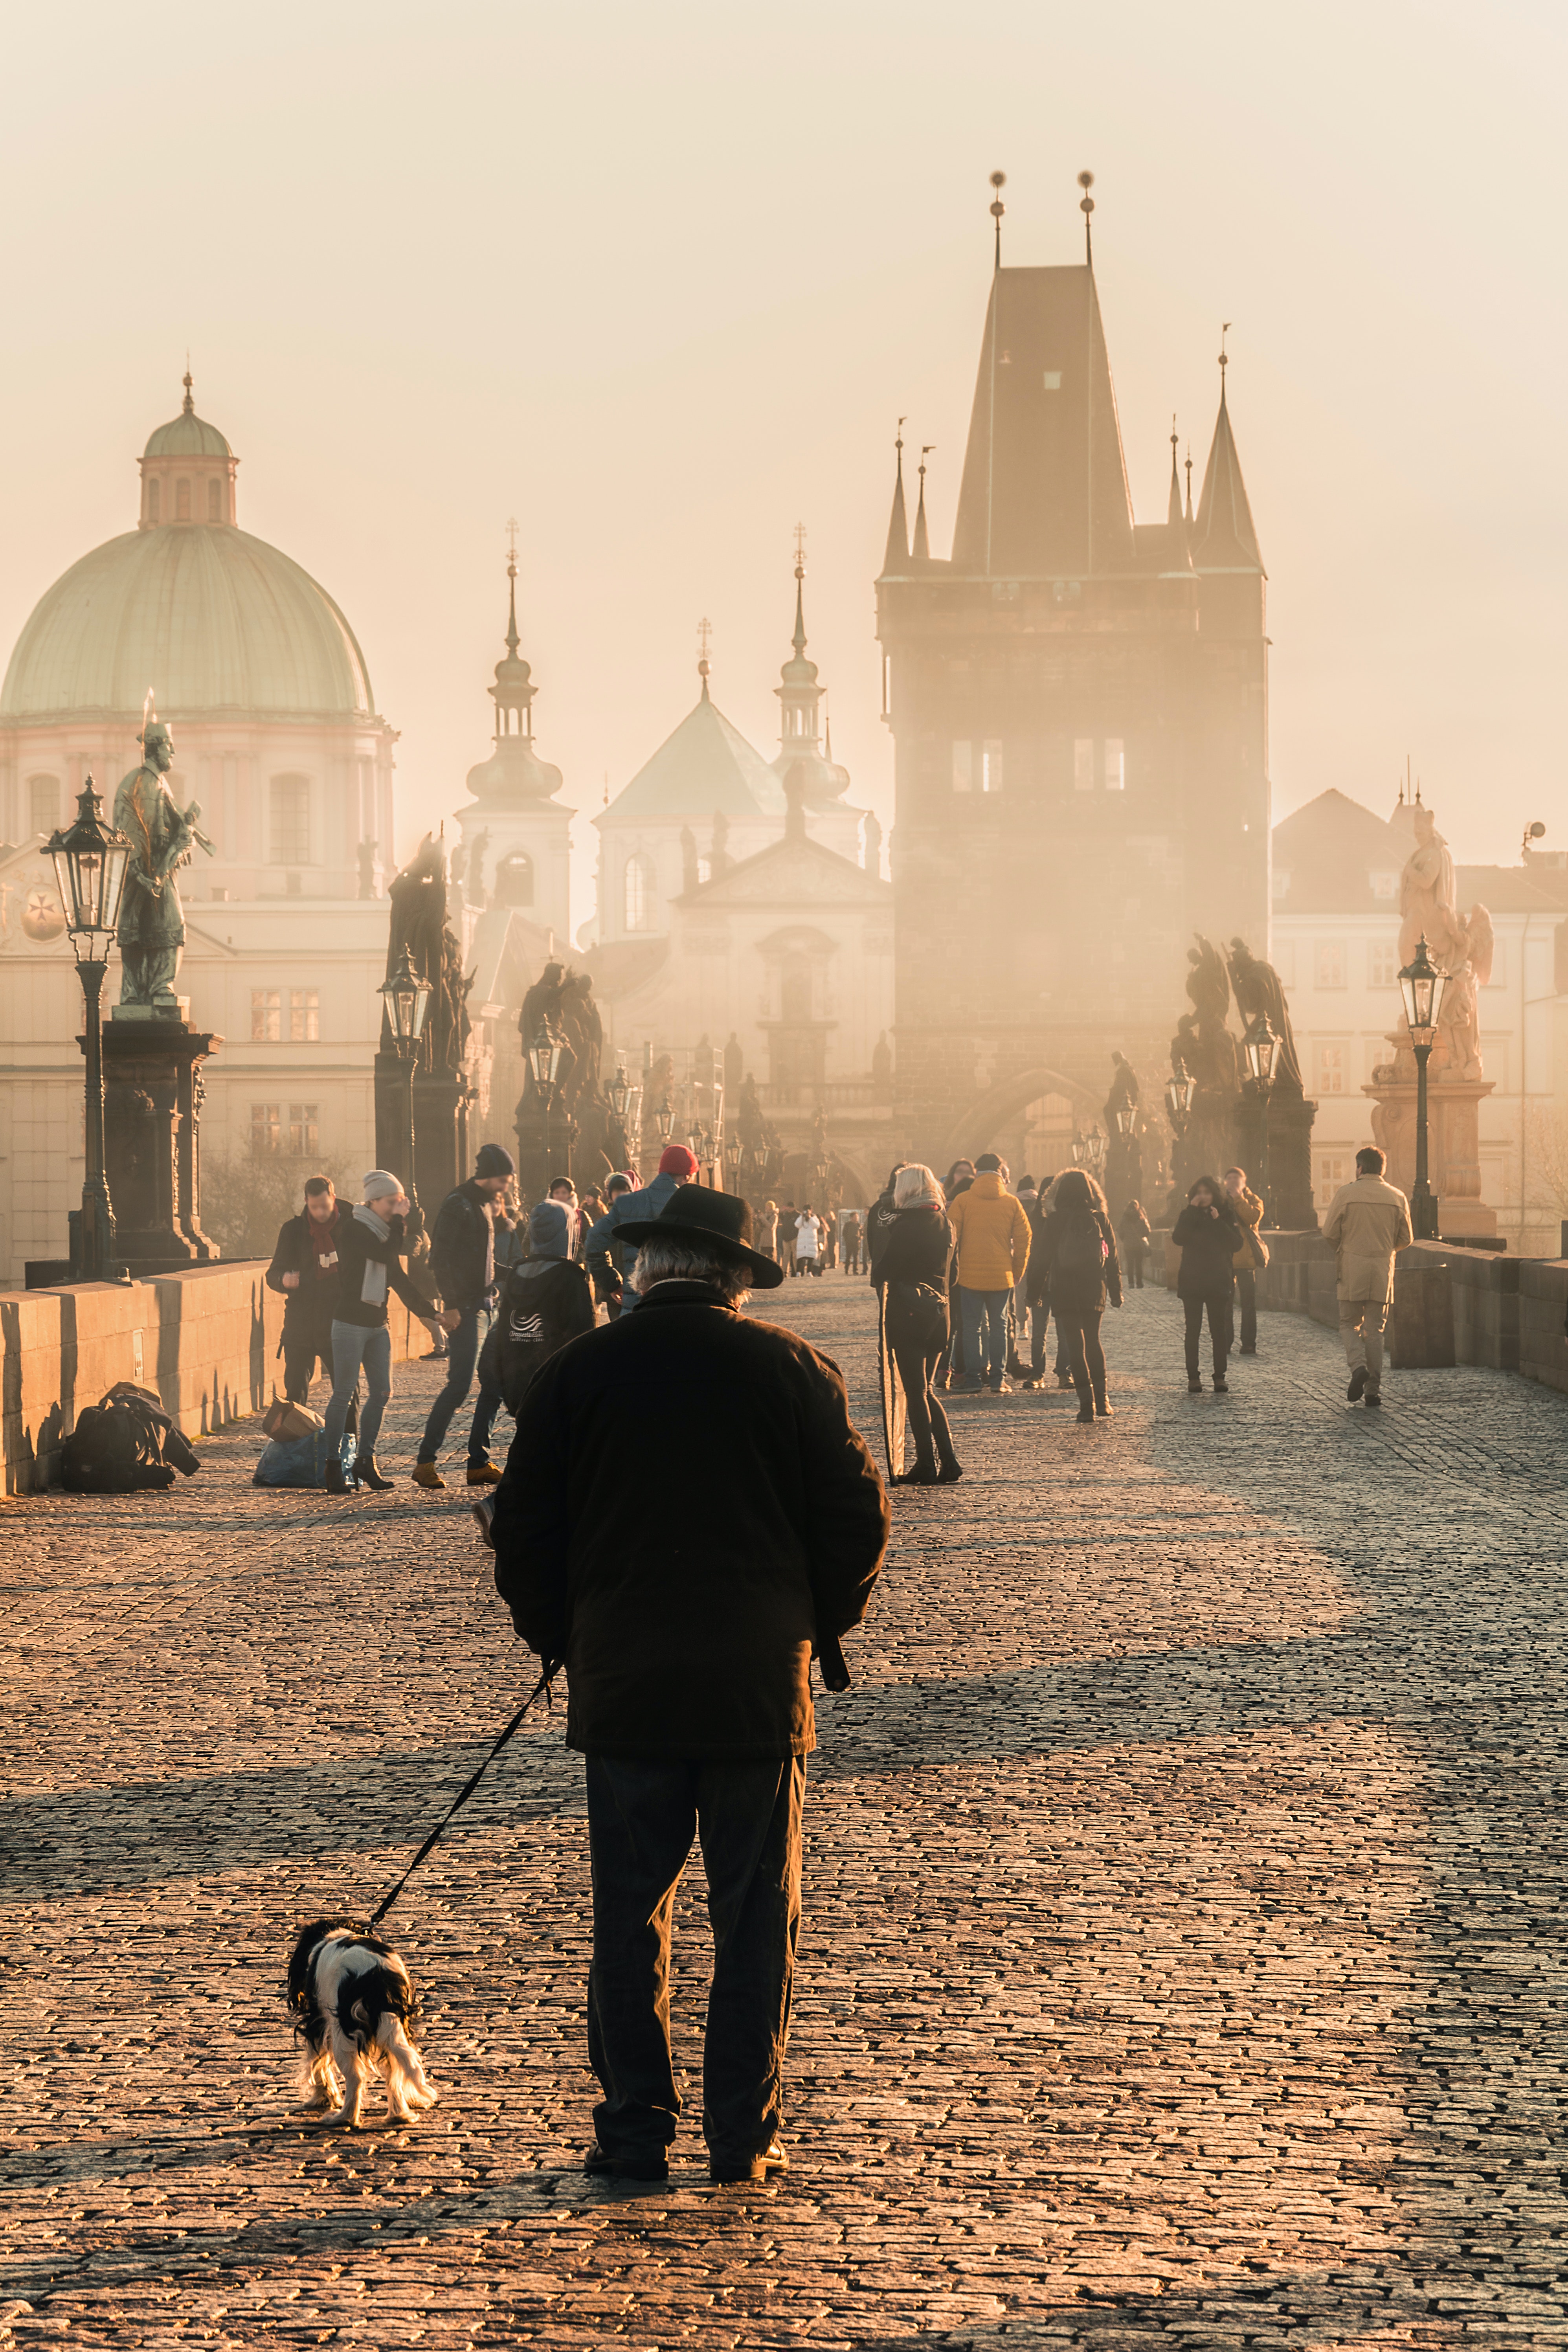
top-left (947, 1153), bottom-right (1033, 1393)
top-left (1321, 1145), bottom-right (1413, 1406)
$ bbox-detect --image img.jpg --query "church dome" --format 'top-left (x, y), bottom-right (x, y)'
top-left (143, 409), bottom-right (234, 461)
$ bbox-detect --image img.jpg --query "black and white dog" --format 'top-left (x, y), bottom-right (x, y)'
top-left (286, 1918), bottom-right (437, 2128)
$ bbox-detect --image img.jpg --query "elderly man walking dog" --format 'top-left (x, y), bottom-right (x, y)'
top-left (491, 1186), bottom-right (889, 2184)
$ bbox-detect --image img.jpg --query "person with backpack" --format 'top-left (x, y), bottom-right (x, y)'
top-left (873, 1163), bottom-right (962, 1485)
top-left (490, 1199), bottom-right (597, 1412)
top-left (1170, 1175), bottom-right (1243, 1394)
top-left (412, 1143), bottom-right (516, 1491)
top-left (322, 1172), bottom-right (457, 1495)
top-left (1035, 1170), bottom-right (1122, 1422)
top-left (947, 1154), bottom-right (1032, 1394)
top-left (1117, 1197), bottom-right (1152, 1291)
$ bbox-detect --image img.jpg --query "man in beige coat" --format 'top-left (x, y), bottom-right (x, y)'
top-left (1321, 1147), bottom-right (1414, 1406)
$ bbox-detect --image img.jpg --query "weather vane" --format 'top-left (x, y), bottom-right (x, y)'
top-left (697, 616), bottom-right (713, 685)
top-left (1078, 170), bottom-right (1095, 266)
top-left (793, 520), bottom-right (808, 580)
top-left (990, 170), bottom-right (1006, 270)
top-left (1219, 322), bottom-right (1231, 381)
top-left (506, 516), bottom-right (520, 570)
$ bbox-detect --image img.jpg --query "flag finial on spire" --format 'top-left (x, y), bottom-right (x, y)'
top-left (697, 616), bottom-right (713, 701)
top-left (181, 360), bottom-right (194, 416)
top-left (989, 171), bottom-right (1006, 270)
top-left (1078, 170), bottom-right (1095, 266)
top-left (1219, 321), bottom-right (1231, 401)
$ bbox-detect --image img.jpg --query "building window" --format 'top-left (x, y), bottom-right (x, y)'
top-left (288, 1104), bottom-right (320, 1157)
top-left (980, 740), bottom-right (1003, 793)
top-left (28, 775), bottom-right (61, 837)
top-left (176, 478), bottom-right (191, 521)
top-left (1368, 940), bottom-right (1399, 988)
top-left (624, 851), bottom-right (654, 934)
top-left (1073, 738), bottom-right (1095, 792)
top-left (147, 478), bottom-right (161, 524)
top-left (269, 774), bottom-right (311, 865)
top-left (251, 989), bottom-right (281, 1043)
top-left (207, 477), bottom-right (221, 522)
top-left (289, 988), bottom-right (319, 1042)
top-left (250, 1103), bottom-right (283, 1156)
top-left (951, 742), bottom-right (973, 794)
top-left (1103, 738), bottom-right (1125, 791)
top-left (1315, 940), bottom-right (1346, 988)
top-left (1370, 869), bottom-right (1399, 901)
top-left (1316, 1152), bottom-right (1351, 1208)
top-left (1316, 1044), bottom-right (1346, 1095)
top-left (495, 850), bottom-right (533, 907)
top-left (696, 856), bottom-right (713, 886)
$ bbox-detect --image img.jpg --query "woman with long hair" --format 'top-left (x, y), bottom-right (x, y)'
top-left (873, 1162), bottom-right (962, 1484)
top-left (1171, 1175), bottom-right (1242, 1393)
top-left (1035, 1169), bottom-right (1122, 1422)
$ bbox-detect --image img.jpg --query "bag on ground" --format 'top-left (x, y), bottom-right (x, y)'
top-left (62, 1385), bottom-right (198, 1494)
top-left (252, 1429), bottom-right (358, 1489)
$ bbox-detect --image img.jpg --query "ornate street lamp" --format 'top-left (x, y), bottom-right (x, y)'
top-left (47, 777), bottom-right (132, 1280)
top-left (654, 1096), bottom-right (675, 1144)
top-left (1241, 1010), bottom-right (1282, 1224)
top-left (606, 1063), bottom-right (630, 1125)
top-left (1164, 1070), bottom-right (1195, 1135)
top-left (723, 1132), bottom-right (742, 1190)
top-left (1113, 1104), bottom-right (1137, 1138)
top-left (525, 1017), bottom-right (567, 1186)
top-left (1084, 1124), bottom-right (1107, 1178)
top-left (1398, 933), bottom-right (1447, 1241)
top-left (380, 947), bottom-right (433, 1215)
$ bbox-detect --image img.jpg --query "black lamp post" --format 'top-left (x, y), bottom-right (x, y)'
top-left (47, 777), bottom-right (132, 1280)
top-left (527, 1018), bottom-right (566, 1186)
top-left (723, 1132), bottom-right (742, 1192)
top-left (654, 1096), bottom-right (674, 1144)
top-left (1398, 934), bottom-right (1447, 1241)
top-left (1241, 1010), bottom-right (1282, 1224)
top-left (380, 947), bottom-right (433, 1215)
top-left (1164, 1070), bottom-right (1195, 1137)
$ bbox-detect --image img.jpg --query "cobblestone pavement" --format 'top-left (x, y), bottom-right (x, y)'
top-left (5, 1282), bottom-right (1568, 2350)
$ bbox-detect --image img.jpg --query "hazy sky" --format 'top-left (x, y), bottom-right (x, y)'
top-left (5, 0), bottom-right (1564, 937)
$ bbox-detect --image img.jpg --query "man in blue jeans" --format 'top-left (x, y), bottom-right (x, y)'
top-left (947, 1154), bottom-right (1033, 1394)
top-left (412, 1143), bottom-right (516, 1490)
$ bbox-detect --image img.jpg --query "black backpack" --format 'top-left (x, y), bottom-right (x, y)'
top-left (62, 1384), bottom-right (200, 1494)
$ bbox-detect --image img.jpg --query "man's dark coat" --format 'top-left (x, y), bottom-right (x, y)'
top-left (490, 1283), bottom-right (889, 1761)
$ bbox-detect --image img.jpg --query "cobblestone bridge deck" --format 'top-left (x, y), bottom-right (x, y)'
top-left (4, 1281), bottom-right (1568, 2348)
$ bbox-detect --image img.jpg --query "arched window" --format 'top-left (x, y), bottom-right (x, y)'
top-left (781, 957), bottom-right (813, 1023)
top-left (146, 478), bottom-right (160, 525)
top-left (623, 851), bottom-right (654, 934)
top-left (269, 774), bottom-right (311, 866)
top-left (176, 479), bottom-right (191, 521)
top-left (28, 776), bottom-right (61, 837)
top-left (207, 477), bottom-right (222, 522)
top-left (495, 850), bottom-right (533, 907)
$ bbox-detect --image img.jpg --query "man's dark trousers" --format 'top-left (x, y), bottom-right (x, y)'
top-left (417, 1304), bottom-right (501, 1465)
top-left (584, 1754), bottom-right (804, 2165)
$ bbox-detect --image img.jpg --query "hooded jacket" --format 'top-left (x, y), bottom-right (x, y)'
top-left (947, 1171), bottom-right (1032, 1293)
top-left (493, 1254), bottom-right (596, 1410)
top-left (1322, 1174), bottom-right (1414, 1306)
top-left (584, 1170), bottom-right (683, 1292)
top-left (1170, 1198), bottom-right (1242, 1298)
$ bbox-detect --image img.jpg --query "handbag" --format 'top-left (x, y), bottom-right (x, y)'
top-left (887, 1279), bottom-right (947, 1351)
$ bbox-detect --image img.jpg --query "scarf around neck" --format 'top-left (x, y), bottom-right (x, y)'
top-left (353, 1202), bottom-right (393, 1307)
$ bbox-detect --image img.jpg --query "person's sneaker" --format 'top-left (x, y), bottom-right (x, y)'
top-left (466, 1460), bottom-right (503, 1486)
top-left (709, 2140), bottom-right (788, 2185)
top-left (1187, 1376), bottom-right (1203, 1394)
top-left (1075, 1404), bottom-right (1096, 1424)
top-left (1021, 1377), bottom-right (1041, 1392)
top-left (1212, 1378), bottom-right (1229, 1394)
top-left (1364, 1392), bottom-right (1382, 1408)
top-left (411, 1462), bottom-right (446, 1490)
top-left (1056, 1373), bottom-right (1074, 1390)
top-left (582, 2141), bottom-right (668, 2183)
top-left (1239, 1345), bottom-right (1258, 1356)
top-left (990, 1378), bottom-right (1012, 1395)
top-left (1346, 1366), bottom-right (1368, 1401)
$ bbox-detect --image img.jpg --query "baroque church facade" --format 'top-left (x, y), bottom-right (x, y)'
top-left (877, 235), bottom-right (1270, 1172)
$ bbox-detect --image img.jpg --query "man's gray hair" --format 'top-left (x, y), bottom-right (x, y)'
top-left (632, 1236), bottom-right (751, 1306)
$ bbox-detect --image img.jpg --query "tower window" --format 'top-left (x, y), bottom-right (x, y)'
top-left (1315, 1044), bottom-right (1347, 1095)
top-left (176, 478), bottom-right (191, 521)
top-left (288, 1104), bottom-right (320, 1156)
top-left (1315, 941), bottom-right (1346, 989)
top-left (1104, 738), bottom-right (1125, 791)
top-left (624, 851), bottom-right (654, 934)
top-left (289, 988), bottom-right (319, 1042)
top-left (980, 741), bottom-right (1003, 793)
top-left (1074, 738), bottom-right (1095, 792)
top-left (1368, 941), bottom-right (1398, 989)
top-left (207, 477), bottom-right (221, 522)
top-left (250, 1103), bottom-right (282, 1155)
top-left (251, 989), bottom-right (281, 1042)
top-left (147, 478), bottom-right (160, 524)
top-left (496, 851), bottom-right (534, 907)
top-left (269, 775), bottom-right (311, 865)
top-left (28, 775), bottom-right (61, 837)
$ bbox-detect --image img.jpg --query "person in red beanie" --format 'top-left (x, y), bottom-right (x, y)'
top-left (584, 1144), bottom-right (701, 1310)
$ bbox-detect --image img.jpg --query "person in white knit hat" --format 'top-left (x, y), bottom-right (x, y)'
top-left (321, 1172), bottom-right (457, 1493)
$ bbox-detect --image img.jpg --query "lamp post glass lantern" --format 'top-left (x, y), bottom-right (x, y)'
top-left (380, 949), bottom-right (433, 1213)
top-left (655, 1097), bottom-right (675, 1144)
top-left (47, 776), bottom-right (132, 1279)
top-left (1398, 933), bottom-right (1448, 1240)
top-left (1241, 1011), bottom-right (1282, 1223)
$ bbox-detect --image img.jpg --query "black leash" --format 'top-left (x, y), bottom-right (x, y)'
top-left (367, 1663), bottom-right (558, 1929)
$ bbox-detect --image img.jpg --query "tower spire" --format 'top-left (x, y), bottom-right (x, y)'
top-left (1193, 333), bottom-right (1263, 574)
top-left (792, 521), bottom-right (808, 656)
top-left (697, 616), bottom-right (712, 702)
top-left (913, 446), bottom-right (933, 563)
top-left (1078, 170), bottom-right (1095, 266)
top-left (504, 516), bottom-right (521, 657)
top-left (880, 419), bottom-right (910, 574)
top-left (1184, 443), bottom-right (1194, 526)
top-left (1167, 416), bottom-right (1184, 529)
top-left (181, 362), bottom-right (194, 416)
top-left (989, 170), bottom-right (1006, 271)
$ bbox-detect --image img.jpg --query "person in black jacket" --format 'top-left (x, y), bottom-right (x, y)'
top-left (1035, 1170), bottom-right (1123, 1421)
top-left (873, 1163), bottom-right (961, 1485)
top-left (1117, 1197), bottom-right (1152, 1289)
top-left (491, 1185), bottom-right (888, 2187)
top-left (1171, 1175), bottom-right (1242, 1394)
top-left (266, 1175), bottom-right (351, 1410)
top-left (863, 1164), bottom-right (907, 1287)
top-left (413, 1144), bottom-right (515, 1491)
top-left (322, 1172), bottom-right (455, 1493)
top-left (488, 1199), bottom-right (597, 1412)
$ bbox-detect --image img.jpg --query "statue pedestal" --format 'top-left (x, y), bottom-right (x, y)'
top-left (97, 1018), bottom-right (222, 1271)
top-left (1234, 1090), bottom-right (1319, 1232)
top-left (1363, 1074), bottom-right (1498, 1239)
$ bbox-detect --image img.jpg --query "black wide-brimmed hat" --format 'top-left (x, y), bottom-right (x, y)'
top-left (617, 1184), bottom-right (785, 1289)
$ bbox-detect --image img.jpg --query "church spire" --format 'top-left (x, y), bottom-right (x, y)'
top-left (776, 534), bottom-right (822, 762)
top-left (1192, 329), bottom-right (1264, 574)
top-left (913, 446), bottom-right (933, 563)
top-left (489, 523), bottom-right (536, 740)
top-left (1167, 417), bottom-right (1184, 529)
top-left (880, 420), bottom-right (909, 575)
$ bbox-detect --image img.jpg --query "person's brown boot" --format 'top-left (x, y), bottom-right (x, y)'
top-left (466, 1460), bottom-right (503, 1486)
top-left (411, 1461), bottom-right (446, 1489)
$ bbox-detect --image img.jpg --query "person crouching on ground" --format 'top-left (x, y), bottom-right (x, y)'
top-left (874, 1163), bottom-right (962, 1485)
top-left (947, 1153), bottom-right (1032, 1394)
top-left (1321, 1145), bottom-right (1412, 1408)
top-left (490, 1186), bottom-right (889, 2185)
top-left (1036, 1170), bottom-right (1122, 1421)
top-left (1171, 1176), bottom-right (1241, 1395)
top-left (323, 1172), bottom-right (457, 1493)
